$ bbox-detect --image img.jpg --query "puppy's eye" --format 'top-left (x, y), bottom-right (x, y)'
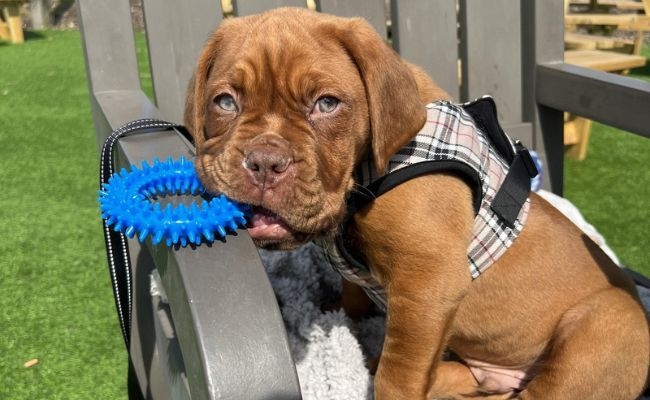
top-left (214, 94), bottom-right (238, 112)
top-left (313, 96), bottom-right (339, 114)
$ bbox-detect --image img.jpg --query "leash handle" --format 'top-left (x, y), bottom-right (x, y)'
top-left (99, 119), bottom-right (186, 348)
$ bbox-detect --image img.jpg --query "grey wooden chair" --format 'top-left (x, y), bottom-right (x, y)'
top-left (77, 1), bottom-right (650, 399)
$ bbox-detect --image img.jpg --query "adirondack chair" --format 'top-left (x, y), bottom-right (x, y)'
top-left (78, 1), bottom-right (650, 399)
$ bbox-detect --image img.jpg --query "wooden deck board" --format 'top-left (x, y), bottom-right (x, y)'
top-left (565, 13), bottom-right (650, 30)
top-left (565, 49), bottom-right (646, 71)
top-left (565, 32), bottom-right (634, 50)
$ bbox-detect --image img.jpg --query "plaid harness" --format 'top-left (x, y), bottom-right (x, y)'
top-left (315, 96), bottom-right (538, 311)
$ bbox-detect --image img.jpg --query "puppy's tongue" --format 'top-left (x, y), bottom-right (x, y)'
top-left (247, 207), bottom-right (292, 240)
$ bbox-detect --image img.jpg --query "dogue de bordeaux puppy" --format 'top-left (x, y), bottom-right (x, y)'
top-left (184, 7), bottom-right (649, 399)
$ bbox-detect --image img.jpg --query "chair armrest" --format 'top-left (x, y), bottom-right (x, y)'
top-left (91, 90), bottom-right (301, 399)
top-left (151, 233), bottom-right (301, 400)
top-left (537, 62), bottom-right (650, 138)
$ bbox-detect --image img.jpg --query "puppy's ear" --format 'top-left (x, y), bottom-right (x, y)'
top-left (183, 71), bottom-right (198, 139)
top-left (184, 34), bottom-right (217, 152)
top-left (335, 18), bottom-right (431, 174)
top-left (184, 17), bottom-right (250, 153)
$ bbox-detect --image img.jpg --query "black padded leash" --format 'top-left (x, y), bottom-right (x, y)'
top-left (99, 118), bottom-right (190, 348)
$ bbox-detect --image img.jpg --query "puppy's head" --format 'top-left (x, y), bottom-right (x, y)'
top-left (186, 7), bottom-right (445, 250)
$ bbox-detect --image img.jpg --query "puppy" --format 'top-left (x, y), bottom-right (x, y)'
top-left (185, 7), bottom-right (649, 399)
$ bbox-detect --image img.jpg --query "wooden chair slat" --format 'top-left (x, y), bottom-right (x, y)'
top-left (319, 0), bottom-right (387, 39)
top-left (143, 0), bottom-right (223, 122)
top-left (460, 0), bottom-right (523, 125)
top-left (233, 0), bottom-right (307, 16)
top-left (392, 0), bottom-right (459, 99)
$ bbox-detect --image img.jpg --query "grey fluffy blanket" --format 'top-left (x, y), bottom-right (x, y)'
top-left (259, 244), bottom-right (383, 399)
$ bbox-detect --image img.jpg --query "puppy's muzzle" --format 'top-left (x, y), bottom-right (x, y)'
top-left (243, 135), bottom-right (293, 190)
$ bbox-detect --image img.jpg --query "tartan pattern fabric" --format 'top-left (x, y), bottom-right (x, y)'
top-left (316, 98), bottom-right (530, 312)
top-left (314, 238), bottom-right (389, 310)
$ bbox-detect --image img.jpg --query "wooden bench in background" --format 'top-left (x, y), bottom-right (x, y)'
top-left (564, 0), bottom-right (649, 159)
top-left (0, 0), bottom-right (27, 43)
top-left (564, 0), bottom-right (649, 63)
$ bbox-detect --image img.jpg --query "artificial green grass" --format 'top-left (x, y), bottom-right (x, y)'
top-left (0, 28), bottom-right (648, 399)
top-left (134, 32), bottom-right (155, 100)
top-left (0, 31), bottom-right (127, 399)
top-left (563, 124), bottom-right (650, 275)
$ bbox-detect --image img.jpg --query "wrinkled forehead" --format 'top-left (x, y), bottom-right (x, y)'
top-left (206, 13), bottom-right (362, 99)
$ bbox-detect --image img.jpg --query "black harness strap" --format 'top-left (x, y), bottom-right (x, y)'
top-left (349, 160), bottom-right (482, 217)
top-left (490, 141), bottom-right (539, 228)
top-left (99, 118), bottom-right (190, 348)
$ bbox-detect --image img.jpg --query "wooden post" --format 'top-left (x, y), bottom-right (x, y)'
top-left (2, 1), bottom-right (24, 43)
top-left (0, 17), bottom-right (10, 40)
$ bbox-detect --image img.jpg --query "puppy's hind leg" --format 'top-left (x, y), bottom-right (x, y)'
top-left (429, 361), bottom-right (479, 398)
top-left (431, 361), bottom-right (517, 400)
top-left (519, 288), bottom-right (649, 400)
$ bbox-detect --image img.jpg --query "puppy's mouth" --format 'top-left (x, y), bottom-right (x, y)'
top-left (247, 207), bottom-right (292, 240)
top-left (246, 206), bottom-right (311, 249)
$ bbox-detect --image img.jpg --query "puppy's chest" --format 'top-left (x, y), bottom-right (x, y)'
top-left (316, 97), bottom-right (537, 312)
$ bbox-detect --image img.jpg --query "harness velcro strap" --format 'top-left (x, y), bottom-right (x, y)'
top-left (463, 97), bottom-right (538, 228)
top-left (490, 142), bottom-right (538, 228)
top-left (99, 119), bottom-right (190, 348)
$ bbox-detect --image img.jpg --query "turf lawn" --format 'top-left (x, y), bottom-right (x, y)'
top-left (0, 31), bottom-right (128, 399)
top-left (0, 30), bottom-right (648, 399)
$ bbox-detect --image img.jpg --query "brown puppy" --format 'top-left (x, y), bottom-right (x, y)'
top-left (185, 7), bottom-right (649, 399)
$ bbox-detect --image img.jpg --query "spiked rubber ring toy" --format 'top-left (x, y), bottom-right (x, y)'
top-left (98, 156), bottom-right (249, 247)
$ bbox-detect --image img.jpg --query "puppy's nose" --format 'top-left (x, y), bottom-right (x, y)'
top-left (244, 137), bottom-right (292, 188)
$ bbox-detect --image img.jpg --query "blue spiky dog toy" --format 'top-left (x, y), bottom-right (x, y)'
top-left (98, 156), bottom-right (249, 247)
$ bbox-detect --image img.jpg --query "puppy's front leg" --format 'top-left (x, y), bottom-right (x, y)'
top-left (374, 257), bottom-right (471, 399)
top-left (353, 174), bottom-right (475, 399)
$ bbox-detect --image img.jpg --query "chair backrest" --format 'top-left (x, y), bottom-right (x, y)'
top-left (139, 1), bottom-right (564, 184)
top-left (78, 1), bottom-right (650, 399)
